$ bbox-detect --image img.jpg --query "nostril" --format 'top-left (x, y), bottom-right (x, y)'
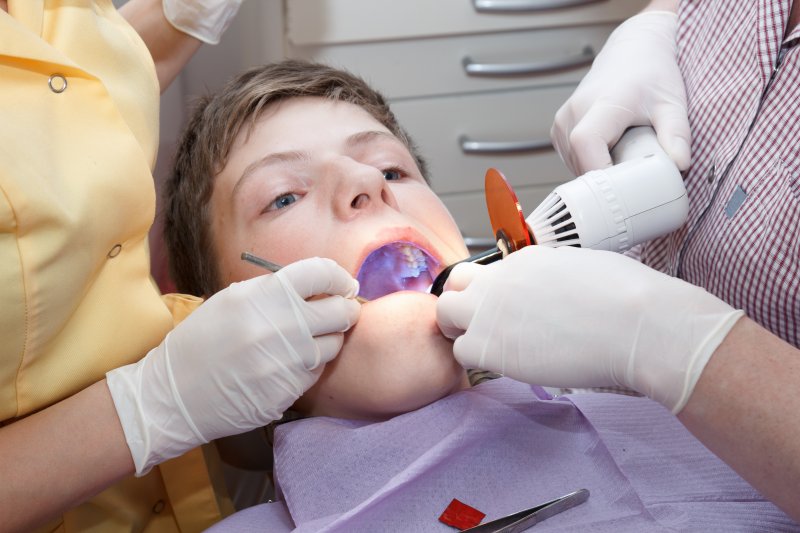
top-left (351, 193), bottom-right (369, 209)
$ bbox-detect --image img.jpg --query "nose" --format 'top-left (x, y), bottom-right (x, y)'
top-left (328, 157), bottom-right (400, 219)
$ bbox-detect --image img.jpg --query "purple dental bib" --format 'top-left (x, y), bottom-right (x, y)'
top-left (209, 379), bottom-right (798, 532)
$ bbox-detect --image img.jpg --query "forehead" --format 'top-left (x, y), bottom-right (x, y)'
top-left (232, 97), bottom-right (395, 153)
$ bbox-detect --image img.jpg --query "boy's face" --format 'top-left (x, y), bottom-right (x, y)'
top-left (210, 97), bottom-right (471, 420)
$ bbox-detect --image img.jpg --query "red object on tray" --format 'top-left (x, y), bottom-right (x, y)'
top-left (438, 498), bottom-right (486, 530)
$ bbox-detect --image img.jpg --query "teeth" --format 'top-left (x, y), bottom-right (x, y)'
top-left (399, 244), bottom-right (427, 277)
top-left (356, 242), bottom-right (437, 300)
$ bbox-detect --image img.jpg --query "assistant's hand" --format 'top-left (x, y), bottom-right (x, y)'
top-left (436, 247), bottom-right (743, 414)
top-left (162, 0), bottom-right (244, 44)
top-left (106, 257), bottom-right (360, 474)
top-left (551, 10), bottom-right (691, 175)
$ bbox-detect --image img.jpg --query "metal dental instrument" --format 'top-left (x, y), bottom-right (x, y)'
top-left (461, 488), bottom-right (589, 533)
top-left (241, 252), bottom-right (368, 303)
top-left (241, 252), bottom-right (284, 273)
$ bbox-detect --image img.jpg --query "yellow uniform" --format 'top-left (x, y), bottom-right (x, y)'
top-left (0, 1), bottom-right (230, 530)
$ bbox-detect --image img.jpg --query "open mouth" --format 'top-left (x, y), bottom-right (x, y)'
top-left (356, 242), bottom-right (440, 300)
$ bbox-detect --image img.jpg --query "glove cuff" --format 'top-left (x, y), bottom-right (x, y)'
top-left (162, 0), bottom-right (244, 45)
top-left (106, 342), bottom-right (207, 476)
top-left (634, 304), bottom-right (745, 415)
top-left (107, 360), bottom-right (156, 476)
top-left (669, 309), bottom-right (745, 414)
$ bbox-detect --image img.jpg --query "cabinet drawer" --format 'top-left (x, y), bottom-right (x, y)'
top-left (441, 185), bottom-right (558, 240)
top-left (391, 86), bottom-right (575, 196)
top-left (288, 24), bottom-right (617, 100)
top-left (287, 0), bottom-right (645, 45)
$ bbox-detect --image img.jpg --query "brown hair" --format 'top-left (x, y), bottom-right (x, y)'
top-left (164, 60), bottom-right (428, 296)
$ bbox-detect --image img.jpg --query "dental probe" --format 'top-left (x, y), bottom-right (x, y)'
top-left (241, 252), bottom-right (368, 304)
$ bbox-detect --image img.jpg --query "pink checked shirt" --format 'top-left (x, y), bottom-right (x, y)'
top-left (636, 0), bottom-right (800, 348)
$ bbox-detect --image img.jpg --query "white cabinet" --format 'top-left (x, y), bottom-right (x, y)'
top-left (285, 0), bottom-right (643, 45)
top-left (283, 0), bottom-right (646, 241)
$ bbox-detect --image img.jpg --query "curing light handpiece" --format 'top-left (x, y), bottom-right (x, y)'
top-left (429, 127), bottom-right (689, 296)
top-left (526, 126), bottom-right (688, 252)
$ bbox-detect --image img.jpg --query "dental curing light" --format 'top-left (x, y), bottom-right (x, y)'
top-left (429, 126), bottom-right (688, 295)
top-left (429, 168), bottom-right (530, 295)
top-left (526, 126), bottom-right (688, 251)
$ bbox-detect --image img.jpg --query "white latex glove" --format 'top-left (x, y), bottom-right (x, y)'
top-left (107, 257), bottom-right (360, 475)
top-left (551, 10), bottom-right (691, 176)
top-left (437, 247), bottom-right (743, 414)
top-left (162, 0), bottom-right (244, 44)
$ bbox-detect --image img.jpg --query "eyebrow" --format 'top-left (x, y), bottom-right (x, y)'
top-left (232, 150), bottom-right (309, 201)
top-left (231, 130), bottom-right (402, 201)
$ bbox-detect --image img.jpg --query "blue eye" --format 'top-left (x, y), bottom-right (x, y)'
top-left (271, 193), bottom-right (299, 210)
top-left (383, 168), bottom-right (403, 181)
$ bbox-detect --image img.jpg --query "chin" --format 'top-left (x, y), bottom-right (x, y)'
top-left (296, 291), bottom-right (470, 421)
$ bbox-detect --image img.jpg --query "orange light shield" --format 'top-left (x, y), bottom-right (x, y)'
top-left (484, 168), bottom-right (531, 254)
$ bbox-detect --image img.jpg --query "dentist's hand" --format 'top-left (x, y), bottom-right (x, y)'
top-left (551, 9), bottom-right (691, 175)
top-left (107, 257), bottom-right (360, 474)
top-left (437, 247), bottom-right (743, 414)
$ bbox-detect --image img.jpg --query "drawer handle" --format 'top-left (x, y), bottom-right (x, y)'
top-left (472, 0), bottom-right (606, 12)
top-left (463, 46), bottom-right (594, 77)
top-left (459, 135), bottom-right (554, 155)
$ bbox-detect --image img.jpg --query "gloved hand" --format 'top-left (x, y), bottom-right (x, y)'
top-left (436, 247), bottom-right (743, 414)
top-left (551, 10), bottom-right (691, 176)
top-left (107, 257), bottom-right (360, 475)
top-left (162, 0), bottom-right (244, 44)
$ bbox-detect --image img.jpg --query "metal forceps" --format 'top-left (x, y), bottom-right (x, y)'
top-left (461, 488), bottom-right (589, 533)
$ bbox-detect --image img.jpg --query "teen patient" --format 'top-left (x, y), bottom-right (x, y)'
top-left (165, 60), bottom-right (472, 422)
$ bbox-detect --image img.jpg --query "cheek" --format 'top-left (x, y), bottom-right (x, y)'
top-left (213, 223), bottom-right (283, 287)
top-left (216, 207), bottom-right (334, 286)
top-left (209, 205), bottom-right (250, 287)
top-left (245, 194), bottom-right (363, 270)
